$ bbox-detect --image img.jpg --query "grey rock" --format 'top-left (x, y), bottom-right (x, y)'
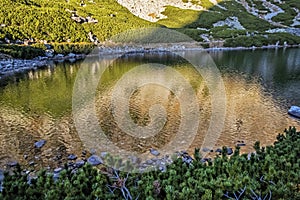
top-left (150, 148), bottom-right (160, 156)
top-left (53, 173), bottom-right (60, 181)
top-left (67, 154), bottom-right (77, 160)
top-left (215, 148), bottom-right (222, 153)
top-left (75, 160), bottom-right (85, 168)
top-left (100, 152), bottom-right (108, 158)
top-left (68, 53), bottom-right (76, 58)
top-left (34, 139), bottom-right (46, 148)
top-left (227, 147), bottom-right (233, 155)
top-left (7, 161), bottom-right (18, 167)
top-left (29, 161), bottom-right (35, 166)
top-left (87, 155), bottom-right (103, 166)
top-left (202, 148), bottom-right (212, 152)
top-left (54, 167), bottom-right (63, 174)
top-left (158, 165), bottom-right (167, 172)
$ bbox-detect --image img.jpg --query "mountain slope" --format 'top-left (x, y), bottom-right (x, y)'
top-left (0, 0), bottom-right (299, 58)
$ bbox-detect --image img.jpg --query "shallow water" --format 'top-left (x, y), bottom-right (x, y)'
top-left (0, 48), bottom-right (299, 169)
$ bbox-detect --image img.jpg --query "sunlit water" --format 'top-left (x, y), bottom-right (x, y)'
top-left (0, 48), bottom-right (299, 169)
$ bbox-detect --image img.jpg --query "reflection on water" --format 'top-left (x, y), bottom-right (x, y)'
top-left (0, 49), bottom-right (299, 169)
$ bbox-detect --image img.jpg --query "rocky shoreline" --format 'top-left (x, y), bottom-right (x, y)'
top-left (0, 43), bottom-right (299, 78)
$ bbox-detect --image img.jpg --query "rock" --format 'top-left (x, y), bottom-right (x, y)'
top-left (202, 148), bottom-right (212, 152)
top-left (227, 147), bottom-right (233, 155)
top-left (67, 154), bottom-right (77, 160)
top-left (87, 155), bottom-right (103, 166)
top-left (53, 173), bottom-right (60, 181)
top-left (53, 167), bottom-right (63, 173)
top-left (90, 148), bottom-right (96, 155)
top-left (55, 54), bottom-right (64, 59)
top-left (4, 38), bottom-right (10, 44)
top-left (29, 161), bottom-right (35, 166)
top-left (150, 148), bottom-right (160, 156)
top-left (237, 143), bottom-right (246, 147)
top-left (44, 44), bottom-right (52, 49)
top-left (34, 139), bottom-right (46, 148)
top-left (158, 165), bottom-right (167, 172)
top-left (7, 161), bottom-right (18, 167)
top-left (182, 154), bottom-right (193, 164)
top-left (45, 49), bottom-right (54, 57)
top-left (0, 170), bottom-right (4, 182)
top-left (88, 32), bottom-right (99, 44)
top-left (68, 53), bottom-right (76, 58)
top-left (100, 152), bottom-right (107, 158)
top-left (81, 150), bottom-right (87, 156)
top-left (288, 106), bottom-right (300, 118)
top-left (215, 148), bottom-right (222, 153)
top-left (75, 160), bottom-right (85, 168)
top-left (213, 16), bottom-right (245, 30)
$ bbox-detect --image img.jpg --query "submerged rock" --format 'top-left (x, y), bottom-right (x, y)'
top-left (34, 140), bottom-right (46, 148)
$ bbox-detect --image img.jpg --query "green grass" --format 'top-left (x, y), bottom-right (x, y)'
top-left (157, 6), bottom-right (200, 28)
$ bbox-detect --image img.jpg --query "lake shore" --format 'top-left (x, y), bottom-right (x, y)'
top-left (0, 42), bottom-right (299, 77)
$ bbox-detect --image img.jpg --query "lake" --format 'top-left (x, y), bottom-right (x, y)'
top-left (0, 48), bottom-right (299, 169)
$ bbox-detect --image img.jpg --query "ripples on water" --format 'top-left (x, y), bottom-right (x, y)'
top-left (0, 49), bottom-right (299, 169)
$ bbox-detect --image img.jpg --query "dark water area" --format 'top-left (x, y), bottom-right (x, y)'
top-left (0, 48), bottom-right (299, 169)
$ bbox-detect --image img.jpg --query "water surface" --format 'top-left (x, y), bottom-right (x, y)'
top-left (0, 48), bottom-right (299, 169)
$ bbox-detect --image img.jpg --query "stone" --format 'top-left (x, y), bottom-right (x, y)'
top-left (100, 152), bottom-right (107, 158)
top-left (67, 154), bottom-right (77, 160)
top-left (150, 148), bottom-right (160, 156)
top-left (158, 165), bottom-right (167, 172)
top-left (55, 54), bottom-right (64, 59)
top-left (215, 148), bottom-right (222, 153)
top-left (29, 161), bottom-right (35, 166)
top-left (68, 53), bottom-right (76, 58)
top-left (227, 147), bottom-right (233, 155)
top-left (34, 139), bottom-right (46, 148)
top-left (202, 148), bottom-right (212, 152)
top-left (53, 173), bottom-right (60, 181)
top-left (288, 106), bottom-right (300, 118)
top-left (87, 155), bottom-right (103, 166)
top-left (75, 160), bottom-right (85, 168)
top-left (7, 161), bottom-right (18, 167)
top-left (53, 167), bottom-right (63, 173)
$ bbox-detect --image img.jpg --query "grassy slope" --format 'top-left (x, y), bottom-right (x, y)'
top-left (0, 0), bottom-right (156, 43)
top-left (0, 0), bottom-right (299, 58)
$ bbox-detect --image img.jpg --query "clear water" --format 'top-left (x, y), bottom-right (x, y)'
top-left (0, 48), bottom-right (299, 169)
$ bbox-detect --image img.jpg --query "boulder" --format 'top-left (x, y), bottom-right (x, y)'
top-left (87, 155), bottom-right (103, 166)
top-left (288, 106), bottom-right (300, 118)
top-left (150, 148), bottom-right (160, 156)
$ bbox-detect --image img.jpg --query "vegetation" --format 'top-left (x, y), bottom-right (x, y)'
top-left (0, 0), bottom-right (299, 59)
top-left (0, 0), bottom-right (155, 43)
top-left (0, 127), bottom-right (299, 199)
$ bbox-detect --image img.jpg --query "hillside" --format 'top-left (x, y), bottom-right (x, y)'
top-left (0, 0), bottom-right (300, 58)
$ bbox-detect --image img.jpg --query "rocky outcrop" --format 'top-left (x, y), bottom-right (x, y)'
top-left (213, 16), bottom-right (245, 30)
